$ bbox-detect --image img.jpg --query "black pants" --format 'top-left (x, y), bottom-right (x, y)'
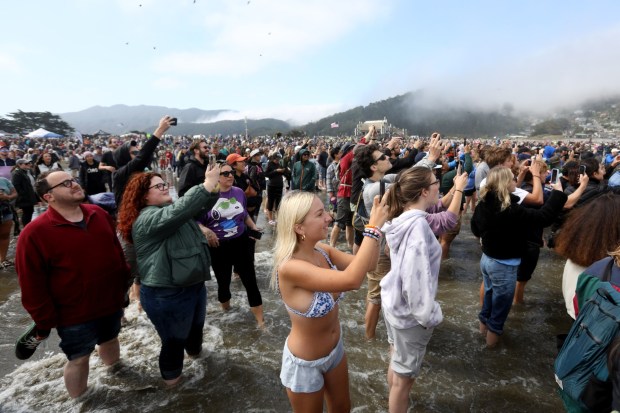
top-left (209, 233), bottom-right (262, 307)
top-left (20, 205), bottom-right (34, 227)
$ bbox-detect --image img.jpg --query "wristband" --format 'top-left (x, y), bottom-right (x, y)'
top-left (454, 189), bottom-right (463, 193)
top-left (364, 224), bottom-right (381, 231)
top-left (362, 232), bottom-right (381, 241)
top-left (532, 175), bottom-right (540, 178)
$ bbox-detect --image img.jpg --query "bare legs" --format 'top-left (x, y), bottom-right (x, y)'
top-left (286, 354), bottom-right (350, 413)
top-left (0, 220), bottom-right (12, 262)
top-left (387, 345), bottom-right (415, 413)
top-left (64, 337), bottom-right (120, 398)
top-left (365, 302), bottom-right (381, 340)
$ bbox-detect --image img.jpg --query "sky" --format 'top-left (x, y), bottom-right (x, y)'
top-left (2, 0), bottom-right (620, 125)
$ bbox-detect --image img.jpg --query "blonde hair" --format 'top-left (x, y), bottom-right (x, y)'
top-left (611, 244), bottom-right (620, 267)
top-left (478, 166), bottom-right (514, 211)
top-left (270, 190), bottom-right (316, 290)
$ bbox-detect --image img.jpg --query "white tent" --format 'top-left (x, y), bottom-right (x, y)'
top-left (25, 128), bottom-right (63, 138)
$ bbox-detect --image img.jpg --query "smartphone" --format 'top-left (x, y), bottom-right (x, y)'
top-left (550, 168), bottom-right (560, 184)
top-left (208, 154), bottom-right (216, 166)
top-left (525, 159), bottom-right (532, 166)
top-left (579, 165), bottom-right (587, 175)
top-left (248, 229), bottom-right (263, 240)
top-left (456, 160), bottom-right (463, 176)
top-left (379, 179), bottom-right (385, 198)
top-left (170, 117), bottom-right (178, 126)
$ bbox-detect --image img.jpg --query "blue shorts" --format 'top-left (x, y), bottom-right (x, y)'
top-left (57, 310), bottom-right (123, 361)
top-left (280, 335), bottom-right (345, 393)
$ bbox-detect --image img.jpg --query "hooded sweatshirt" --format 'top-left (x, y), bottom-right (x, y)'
top-left (380, 209), bottom-right (443, 329)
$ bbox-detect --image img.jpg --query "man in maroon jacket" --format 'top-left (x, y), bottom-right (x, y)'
top-left (15, 170), bottom-right (130, 398)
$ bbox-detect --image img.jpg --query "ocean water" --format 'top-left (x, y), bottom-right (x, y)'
top-left (0, 204), bottom-right (573, 412)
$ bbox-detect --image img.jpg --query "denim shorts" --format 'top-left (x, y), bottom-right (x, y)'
top-left (280, 335), bottom-right (345, 393)
top-left (57, 310), bottom-right (123, 361)
top-left (385, 319), bottom-right (434, 378)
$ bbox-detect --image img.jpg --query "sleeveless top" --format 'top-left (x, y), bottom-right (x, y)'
top-left (277, 248), bottom-right (345, 318)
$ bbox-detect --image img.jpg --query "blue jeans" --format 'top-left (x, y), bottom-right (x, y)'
top-left (478, 254), bottom-right (518, 335)
top-left (141, 283), bottom-right (207, 380)
top-left (609, 170), bottom-right (620, 187)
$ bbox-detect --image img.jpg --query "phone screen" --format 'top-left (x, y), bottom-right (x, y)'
top-left (551, 169), bottom-right (559, 184)
top-left (579, 165), bottom-right (587, 175)
top-left (456, 160), bottom-right (463, 176)
top-left (379, 180), bottom-right (385, 198)
top-left (209, 154), bottom-right (216, 166)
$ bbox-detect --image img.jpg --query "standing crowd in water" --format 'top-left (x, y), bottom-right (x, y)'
top-left (7, 117), bottom-right (620, 411)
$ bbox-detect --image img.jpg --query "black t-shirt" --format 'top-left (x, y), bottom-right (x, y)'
top-left (101, 151), bottom-right (117, 168)
top-left (318, 151), bottom-right (328, 168)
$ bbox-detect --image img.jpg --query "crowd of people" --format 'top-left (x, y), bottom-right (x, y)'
top-left (6, 118), bottom-right (620, 411)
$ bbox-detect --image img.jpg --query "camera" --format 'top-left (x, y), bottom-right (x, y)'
top-left (170, 117), bottom-right (178, 126)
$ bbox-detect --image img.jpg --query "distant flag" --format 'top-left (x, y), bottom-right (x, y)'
top-left (331, 122), bottom-right (339, 129)
top-left (74, 131), bottom-right (83, 144)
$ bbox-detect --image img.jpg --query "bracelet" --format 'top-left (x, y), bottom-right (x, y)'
top-left (532, 175), bottom-right (540, 178)
top-left (363, 226), bottom-right (382, 235)
top-left (362, 232), bottom-right (381, 241)
top-left (364, 224), bottom-right (381, 231)
top-left (454, 189), bottom-right (463, 193)
top-left (363, 227), bottom-right (383, 240)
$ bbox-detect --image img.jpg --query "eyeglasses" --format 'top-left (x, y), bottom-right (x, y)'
top-left (131, 150), bottom-right (140, 155)
top-left (149, 182), bottom-right (169, 191)
top-left (220, 171), bottom-right (234, 177)
top-left (48, 178), bottom-right (78, 192)
top-left (429, 180), bottom-right (440, 187)
top-left (374, 154), bottom-right (387, 163)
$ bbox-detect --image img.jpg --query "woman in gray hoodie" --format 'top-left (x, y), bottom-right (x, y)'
top-left (380, 166), bottom-right (444, 413)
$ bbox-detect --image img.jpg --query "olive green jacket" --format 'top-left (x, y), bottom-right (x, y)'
top-left (133, 184), bottom-right (218, 288)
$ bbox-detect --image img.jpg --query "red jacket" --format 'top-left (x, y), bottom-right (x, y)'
top-left (16, 204), bottom-right (130, 330)
top-left (337, 151), bottom-right (354, 198)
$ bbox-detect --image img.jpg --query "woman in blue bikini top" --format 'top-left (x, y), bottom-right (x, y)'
top-left (271, 190), bottom-right (389, 412)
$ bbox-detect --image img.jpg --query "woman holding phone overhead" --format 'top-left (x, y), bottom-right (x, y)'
top-left (471, 166), bottom-right (567, 347)
top-left (116, 165), bottom-right (220, 385)
top-left (271, 190), bottom-right (388, 412)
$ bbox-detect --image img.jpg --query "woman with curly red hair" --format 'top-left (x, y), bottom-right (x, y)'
top-left (117, 166), bottom-right (220, 385)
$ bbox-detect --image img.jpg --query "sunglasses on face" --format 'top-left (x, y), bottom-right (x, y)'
top-left (48, 178), bottom-right (78, 192)
top-left (131, 150), bottom-right (140, 156)
top-left (220, 171), bottom-right (234, 177)
top-left (374, 154), bottom-right (387, 163)
top-left (149, 182), bottom-right (169, 191)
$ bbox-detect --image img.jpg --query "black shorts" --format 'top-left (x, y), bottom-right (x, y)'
top-left (517, 241), bottom-right (541, 282)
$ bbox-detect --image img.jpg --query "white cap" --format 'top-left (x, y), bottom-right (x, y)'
top-left (250, 149), bottom-right (262, 157)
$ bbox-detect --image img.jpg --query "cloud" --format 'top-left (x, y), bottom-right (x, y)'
top-left (154, 0), bottom-right (390, 76)
top-left (403, 26), bottom-right (620, 114)
top-left (195, 102), bottom-right (346, 125)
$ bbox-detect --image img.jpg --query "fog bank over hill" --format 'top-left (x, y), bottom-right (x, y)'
top-left (379, 26), bottom-right (620, 117)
